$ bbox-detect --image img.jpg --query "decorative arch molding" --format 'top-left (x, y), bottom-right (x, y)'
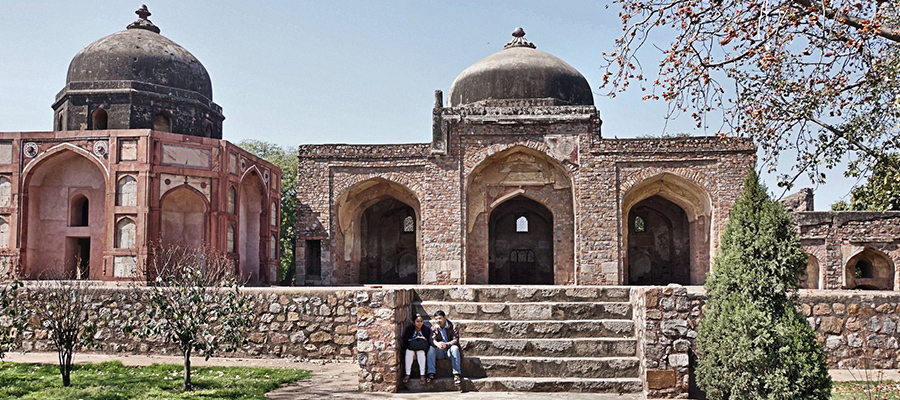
top-left (333, 177), bottom-right (422, 284)
top-left (621, 172), bottom-right (712, 223)
top-left (331, 170), bottom-right (427, 206)
top-left (465, 146), bottom-right (575, 285)
top-left (239, 165), bottom-right (270, 199)
top-left (159, 184), bottom-right (211, 209)
top-left (622, 172), bottom-right (713, 285)
top-left (842, 246), bottom-right (895, 290)
top-left (22, 143), bottom-right (109, 186)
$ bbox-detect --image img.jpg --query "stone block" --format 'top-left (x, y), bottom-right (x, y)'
top-left (310, 331), bottom-right (332, 343)
top-left (820, 316), bottom-right (843, 334)
top-left (647, 369), bottom-right (677, 390)
top-left (668, 353), bottom-right (688, 367)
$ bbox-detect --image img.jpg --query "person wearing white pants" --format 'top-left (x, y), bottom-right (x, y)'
top-left (402, 313), bottom-right (432, 384)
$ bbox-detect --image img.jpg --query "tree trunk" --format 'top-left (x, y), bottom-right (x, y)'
top-left (60, 349), bottom-right (72, 387)
top-left (183, 348), bottom-right (192, 391)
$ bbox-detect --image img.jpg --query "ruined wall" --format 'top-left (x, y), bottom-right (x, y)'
top-left (637, 286), bottom-right (900, 398)
top-left (795, 211), bottom-right (900, 290)
top-left (19, 286), bottom-right (358, 360)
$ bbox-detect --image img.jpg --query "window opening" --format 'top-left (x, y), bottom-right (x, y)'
top-left (70, 195), bottom-right (89, 226)
top-left (856, 260), bottom-right (875, 279)
top-left (91, 108), bottom-right (108, 130)
top-left (403, 215), bottom-right (415, 233)
top-left (306, 240), bottom-right (321, 277)
top-left (634, 215), bottom-right (646, 233)
top-left (515, 215), bottom-right (528, 233)
top-left (153, 113), bottom-right (171, 132)
top-left (510, 249), bottom-right (535, 263)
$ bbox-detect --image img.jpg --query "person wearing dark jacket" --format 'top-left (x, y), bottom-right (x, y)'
top-left (402, 313), bottom-right (432, 384)
top-left (426, 310), bottom-right (462, 385)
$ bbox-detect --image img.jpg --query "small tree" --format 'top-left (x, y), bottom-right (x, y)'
top-left (697, 170), bottom-right (831, 399)
top-left (24, 281), bottom-right (101, 387)
top-left (0, 278), bottom-right (23, 360)
top-left (129, 244), bottom-right (253, 391)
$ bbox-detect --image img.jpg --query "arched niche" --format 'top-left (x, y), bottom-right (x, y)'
top-left (799, 254), bottom-right (820, 289)
top-left (23, 150), bottom-right (107, 279)
top-left (116, 176), bottom-right (137, 207)
top-left (844, 248), bottom-right (894, 290)
top-left (91, 108), bottom-right (108, 130)
top-left (466, 146), bottom-right (574, 284)
top-left (160, 186), bottom-right (207, 249)
top-left (239, 172), bottom-right (267, 284)
top-left (489, 196), bottom-right (554, 284)
top-left (622, 173), bottom-right (712, 285)
top-left (335, 178), bottom-right (421, 285)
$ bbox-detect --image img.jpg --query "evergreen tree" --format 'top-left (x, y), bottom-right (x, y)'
top-left (696, 170), bottom-right (831, 400)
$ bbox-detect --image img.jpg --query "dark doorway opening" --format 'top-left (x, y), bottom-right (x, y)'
top-left (66, 237), bottom-right (90, 280)
top-left (489, 196), bottom-right (554, 284)
top-left (360, 198), bottom-right (418, 284)
top-left (627, 195), bottom-right (691, 285)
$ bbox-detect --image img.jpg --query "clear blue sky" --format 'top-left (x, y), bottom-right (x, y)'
top-left (0, 1), bottom-right (856, 209)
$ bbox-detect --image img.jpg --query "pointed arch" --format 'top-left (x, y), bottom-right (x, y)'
top-left (844, 247), bottom-right (894, 290)
top-left (239, 170), bottom-right (268, 284)
top-left (23, 148), bottom-right (107, 279)
top-left (160, 185), bottom-right (208, 249)
top-left (466, 146), bottom-right (574, 284)
top-left (622, 172), bottom-right (712, 285)
top-left (334, 177), bottom-right (421, 284)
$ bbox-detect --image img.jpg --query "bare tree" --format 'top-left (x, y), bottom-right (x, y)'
top-left (23, 280), bottom-right (102, 387)
top-left (0, 277), bottom-right (23, 360)
top-left (128, 244), bottom-right (253, 391)
top-left (603, 0), bottom-right (900, 191)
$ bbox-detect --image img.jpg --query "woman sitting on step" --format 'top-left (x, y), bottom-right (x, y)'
top-left (402, 313), bottom-right (433, 384)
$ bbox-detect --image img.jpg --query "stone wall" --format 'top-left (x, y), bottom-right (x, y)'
top-left (794, 211), bottom-right (900, 290)
top-left (18, 285), bottom-right (358, 360)
top-left (638, 285), bottom-right (900, 398)
top-left (355, 288), bottom-right (415, 392)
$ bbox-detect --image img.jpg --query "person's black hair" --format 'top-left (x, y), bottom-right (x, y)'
top-left (433, 310), bottom-right (446, 318)
top-left (414, 313), bottom-right (424, 320)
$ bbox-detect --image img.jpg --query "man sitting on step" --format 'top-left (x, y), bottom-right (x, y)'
top-left (426, 310), bottom-right (462, 386)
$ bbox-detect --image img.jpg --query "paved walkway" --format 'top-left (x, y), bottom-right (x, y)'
top-left (3, 352), bottom-right (899, 399)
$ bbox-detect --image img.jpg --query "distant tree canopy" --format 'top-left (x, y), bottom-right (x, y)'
top-left (832, 154), bottom-right (900, 211)
top-left (603, 0), bottom-right (900, 189)
top-left (238, 140), bottom-right (298, 283)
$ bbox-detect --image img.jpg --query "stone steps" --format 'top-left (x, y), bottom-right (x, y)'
top-left (429, 319), bottom-right (634, 339)
top-left (412, 301), bottom-right (632, 321)
top-left (414, 286), bottom-right (630, 303)
top-left (401, 376), bottom-right (643, 393)
top-left (403, 286), bottom-right (641, 393)
top-left (461, 337), bottom-right (636, 357)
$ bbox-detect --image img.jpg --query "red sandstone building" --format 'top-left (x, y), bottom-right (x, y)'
top-left (0, 7), bottom-right (281, 284)
top-left (295, 28), bottom-right (900, 290)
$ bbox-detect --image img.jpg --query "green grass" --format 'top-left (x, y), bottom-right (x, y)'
top-left (831, 381), bottom-right (900, 400)
top-left (0, 361), bottom-right (311, 400)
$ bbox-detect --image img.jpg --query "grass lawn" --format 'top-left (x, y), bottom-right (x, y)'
top-left (833, 381), bottom-right (900, 400)
top-left (0, 361), bottom-right (311, 400)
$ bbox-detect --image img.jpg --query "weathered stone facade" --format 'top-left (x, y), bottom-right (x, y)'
top-left (296, 102), bottom-right (756, 288)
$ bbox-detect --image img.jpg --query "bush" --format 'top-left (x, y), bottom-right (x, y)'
top-left (696, 170), bottom-right (831, 399)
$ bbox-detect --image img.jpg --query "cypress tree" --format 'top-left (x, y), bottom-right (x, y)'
top-left (696, 170), bottom-right (831, 400)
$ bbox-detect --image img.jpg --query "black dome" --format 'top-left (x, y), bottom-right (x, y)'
top-left (448, 28), bottom-right (593, 107)
top-left (66, 8), bottom-right (212, 99)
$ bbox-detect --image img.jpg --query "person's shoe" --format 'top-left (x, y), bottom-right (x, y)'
top-left (426, 373), bottom-right (435, 383)
top-left (453, 374), bottom-right (462, 386)
top-left (419, 375), bottom-right (426, 384)
top-left (402, 375), bottom-right (410, 384)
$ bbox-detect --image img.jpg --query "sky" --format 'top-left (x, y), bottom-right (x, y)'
top-left (0, 1), bottom-right (857, 209)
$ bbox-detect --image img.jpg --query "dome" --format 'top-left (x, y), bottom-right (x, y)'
top-left (66, 5), bottom-right (212, 99)
top-left (448, 28), bottom-right (594, 107)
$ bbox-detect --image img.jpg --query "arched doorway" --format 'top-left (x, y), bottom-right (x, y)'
top-left (239, 172), bottom-right (266, 284)
top-left (622, 173), bottom-right (712, 285)
top-left (488, 196), bottom-right (553, 284)
top-left (466, 147), bottom-right (575, 285)
top-left (799, 254), bottom-right (820, 289)
top-left (160, 186), bottom-right (207, 248)
top-left (844, 248), bottom-right (894, 290)
top-left (627, 196), bottom-right (690, 285)
top-left (334, 178), bottom-right (421, 285)
top-left (24, 149), bottom-right (106, 279)
top-left (360, 198), bottom-right (418, 284)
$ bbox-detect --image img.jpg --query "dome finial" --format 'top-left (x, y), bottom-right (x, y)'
top-left (505, 27), bottom-right (536, 49)
top-left (136, 4), bottom-right (151, 19)
top-left (127, 4), bottom-right (161, 33)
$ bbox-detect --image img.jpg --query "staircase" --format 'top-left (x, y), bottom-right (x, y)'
top-left (402, 286), bottom-right (642, 393)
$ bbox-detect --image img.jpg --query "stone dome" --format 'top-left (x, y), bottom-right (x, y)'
top-left (448, 28), bottom-right (594, 107)
top-left (66, 5), bottom-right (212, 99)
